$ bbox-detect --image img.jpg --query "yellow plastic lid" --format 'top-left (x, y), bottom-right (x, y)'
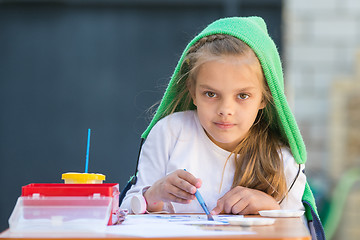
top-left (61, 172), bottom-right (106, 184)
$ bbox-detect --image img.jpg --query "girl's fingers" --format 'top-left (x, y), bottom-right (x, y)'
top-left (150, 169), bottom-right (202, 204)
top-left (167, 193), bottom-right (193, 204)
top-left (239, 204), bottom-right (256, 215)
top-left (230, 197), bottom-right (249, 214)
top-left (172, 176), bottom-right (197, 195)
top-left (212, 186), bottom-right (280, 215)
top-left (211, 187), bottom-right (247, 215)
top-left (166, 183), bottom-right (196, 201)
top-left (223, 193), bottom-right (243, 214)
top-left (210, 205), bottom-right (222, 215)
top-left (211, 193), bottom-right (231, 214)
top-left (177, 169), bottom-right (202, 189)
top-left (166, 170), bottom-right (201, 195)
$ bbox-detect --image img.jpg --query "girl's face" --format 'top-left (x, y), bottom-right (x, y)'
top-left (191, 54), bottom-right (266, 152)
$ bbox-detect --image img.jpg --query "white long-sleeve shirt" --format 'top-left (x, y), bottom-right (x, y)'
top-left (121, 110), bottom-right (306, 213)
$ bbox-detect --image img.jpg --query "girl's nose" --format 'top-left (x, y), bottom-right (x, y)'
top-left (218, 99), bottom-right (235, 116)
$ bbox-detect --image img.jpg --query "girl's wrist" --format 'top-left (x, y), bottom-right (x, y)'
top-left (143, 186), bottom-right (164, 212)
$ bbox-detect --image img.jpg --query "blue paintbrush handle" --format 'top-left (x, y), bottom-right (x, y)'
top-left (183, 169), bottom-right (212, 216)
top-left (195, 190), bottom-right (211, 215)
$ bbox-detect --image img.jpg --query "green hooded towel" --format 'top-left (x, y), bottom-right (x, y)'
top-left (139, 16), bottom-right (321, 229)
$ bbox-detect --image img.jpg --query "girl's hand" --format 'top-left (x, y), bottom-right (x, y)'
top-left (211, 186), bottom-right (280, 215)
top-left (144, 169), bottom-right (202, 212)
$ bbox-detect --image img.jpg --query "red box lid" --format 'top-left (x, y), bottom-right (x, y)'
top-left (22, 183), bottom-right (119, 197)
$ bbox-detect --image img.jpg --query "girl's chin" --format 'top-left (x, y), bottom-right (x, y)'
top-left (204, 131), bottom-right (243, 148)
top-left (210, 138), bottom-right (241, 151)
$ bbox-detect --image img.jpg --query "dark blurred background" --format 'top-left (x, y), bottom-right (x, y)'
top-left (0, 0), bottom-right (282, 231)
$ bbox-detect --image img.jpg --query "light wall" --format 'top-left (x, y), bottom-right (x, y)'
top-left (284, 1), bottom-right (360, 239)
top-left (283, 0), bottom-right (360, 179)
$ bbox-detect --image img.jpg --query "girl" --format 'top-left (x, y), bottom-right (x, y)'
top-left (120, 16), bottom-right (324, 239)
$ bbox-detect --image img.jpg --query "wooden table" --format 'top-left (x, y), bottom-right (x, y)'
top-left (0, 216), bottom-right (311, 240)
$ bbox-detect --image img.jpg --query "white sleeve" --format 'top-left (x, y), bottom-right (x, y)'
top-left (279, 148), bottom-right (306, 211)
top-left (119, 116), bottom-right (177, 213)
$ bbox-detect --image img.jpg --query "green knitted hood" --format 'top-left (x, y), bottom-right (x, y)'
top-left (140, 16), bottom-right (319, 219)
top-left (142, 16), bottom-right (306, 165)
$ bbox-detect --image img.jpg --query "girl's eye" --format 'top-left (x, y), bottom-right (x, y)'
top-left (205, 92), bottom-right (217, 98)
top-left (238, 93), bottom-right (249, 100)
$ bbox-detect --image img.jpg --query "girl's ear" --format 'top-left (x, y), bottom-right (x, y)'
top-left (259, 97), bottom-right (267, 110)
top-left (190, 90), bottom-right (197, 106)
top-left (187, 79), bottom-right (197, 106)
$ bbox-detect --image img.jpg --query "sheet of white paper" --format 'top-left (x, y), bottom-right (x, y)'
top-left (122, 214), bottom-right (243, 225)
top-left (106, 214), bottom-right (254, 237)
top-left (106, 223), bottom-right (254, 238)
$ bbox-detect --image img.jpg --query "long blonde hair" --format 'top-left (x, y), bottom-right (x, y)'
top-left (160, 34), bottom-right (287, 200)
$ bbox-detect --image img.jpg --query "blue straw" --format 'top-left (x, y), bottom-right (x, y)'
top-left (85, 129), bottom-right (91, 173)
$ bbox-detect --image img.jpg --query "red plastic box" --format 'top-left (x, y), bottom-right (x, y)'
top-left (21, 183), bottom-right (120, 225)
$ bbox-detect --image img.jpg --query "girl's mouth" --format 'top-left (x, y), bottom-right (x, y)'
top-left (214, 122), bottom-right (235, 129)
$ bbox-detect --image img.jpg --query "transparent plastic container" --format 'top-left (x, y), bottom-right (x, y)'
top-left (20, 183), bottom-right (120, 225)
top-left (9, 196), bottom-right (112, 232)
top-left (61, 172), bottom-right (105, 184)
